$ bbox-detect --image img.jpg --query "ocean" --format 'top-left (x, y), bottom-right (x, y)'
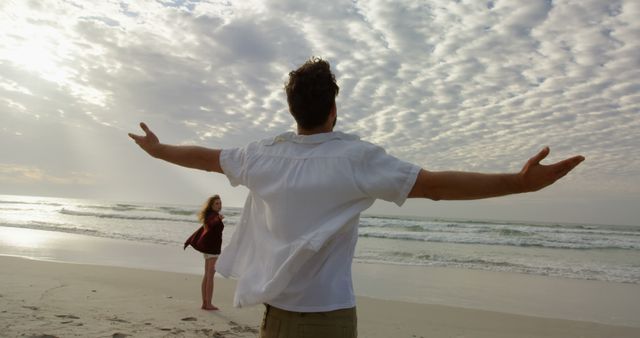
top-left (1, 194), bottom-right (639, 284)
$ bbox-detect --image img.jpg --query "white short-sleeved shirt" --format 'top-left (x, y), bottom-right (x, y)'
top-left (217, 131), bottom-right (420, 312)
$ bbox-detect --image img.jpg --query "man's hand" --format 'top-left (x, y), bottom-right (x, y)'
top-left (128, 122), bottom-right (161, 158)
top-left (409, 147), bottom-right (585, 200)
top-left (128, 122), bottom-right (223, 173)
top-left (518, 147), bottom-right (585, 192)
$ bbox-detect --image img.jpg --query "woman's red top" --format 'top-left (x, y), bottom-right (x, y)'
top-left (183, 212), bottom-right (224, 255)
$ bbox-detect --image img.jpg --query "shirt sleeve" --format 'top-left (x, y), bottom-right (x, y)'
top-left (354, 144), bottom-right (421, 206)
top-left (220, 147), bottom-right (248, 187)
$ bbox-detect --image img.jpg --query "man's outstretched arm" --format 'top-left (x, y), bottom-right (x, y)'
top-left (408, 147), bottom-right (585, 200)
top-left (128, 122), bottom-right (223, 173)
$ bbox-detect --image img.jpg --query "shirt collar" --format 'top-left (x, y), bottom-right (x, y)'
top-left (269, 131), bottom-right (360, 145)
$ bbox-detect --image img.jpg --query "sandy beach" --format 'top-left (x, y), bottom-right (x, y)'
top-left (2, 255), bottom-right (640, 338)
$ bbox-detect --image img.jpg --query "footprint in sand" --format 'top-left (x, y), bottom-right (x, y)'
top-left (181, 317), bottom-right (197, 321)
top-left (23, 306), bottom-right (39, 311)
top-left (211, 330), bottom-right (230, 338)
top-left (228, 321), bottom-right (259, 334)
top-left (112, 333), bottom-right (129, 338)
top-left (108, 317), bottom-right (130, 323)
top-left (55, 314), bottom-right (80, 319)
top-left (157, 328), bottom-right (185, 334)
top-left (29, 335), bottom-right (59, 338)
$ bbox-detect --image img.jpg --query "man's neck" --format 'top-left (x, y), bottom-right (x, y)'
top-left (296, 109), bottom-right (336, 135)
top-left (297, 126), bottom-right (333, 135)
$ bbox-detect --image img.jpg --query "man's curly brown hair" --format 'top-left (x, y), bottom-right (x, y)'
top-left (285, 57), bottom-right (340, 130)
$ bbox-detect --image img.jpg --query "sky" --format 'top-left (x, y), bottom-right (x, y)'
top-left (1, 0), bottom-right (638, 226)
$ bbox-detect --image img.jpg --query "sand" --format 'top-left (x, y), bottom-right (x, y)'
top-left (2, 256), bottom-right (640, 338)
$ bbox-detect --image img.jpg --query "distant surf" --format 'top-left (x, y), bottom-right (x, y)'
top-left (1, 194), bottom-right (639, 284)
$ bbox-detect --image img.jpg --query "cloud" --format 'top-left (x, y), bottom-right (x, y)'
top-left (0, 164), bottom-right (97, 185)
top-left (1, 0), bottom-right (639, 223)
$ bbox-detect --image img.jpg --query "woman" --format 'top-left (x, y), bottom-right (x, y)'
top-left (184, 195), bottom-right (224, 310)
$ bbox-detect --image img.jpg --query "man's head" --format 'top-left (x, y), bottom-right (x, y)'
top-left (285, 57), bottom-right (340, 131)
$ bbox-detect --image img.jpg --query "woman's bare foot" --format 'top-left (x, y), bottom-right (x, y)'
top-left (201, 304), bottom-right (219, 311)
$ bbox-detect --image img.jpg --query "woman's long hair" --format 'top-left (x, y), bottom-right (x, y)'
top-left (198, 195), bottom-right (220, 223)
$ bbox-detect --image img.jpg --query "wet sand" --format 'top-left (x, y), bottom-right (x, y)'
top-left (2, 256), bottom-right (639, 338)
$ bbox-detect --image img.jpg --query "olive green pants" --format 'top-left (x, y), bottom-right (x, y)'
top-left (259, 304), bottom-right (357, 338)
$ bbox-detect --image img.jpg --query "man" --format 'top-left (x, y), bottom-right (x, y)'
top-left (129, 57), bottom-right (584, 337)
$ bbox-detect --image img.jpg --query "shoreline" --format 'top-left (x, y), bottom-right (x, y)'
top-left (352, 261), bottom-right (640, 326)
top-left (2, 256), bottom-right (640, 337)
top-left (2, 226), bottom-right (640, 328)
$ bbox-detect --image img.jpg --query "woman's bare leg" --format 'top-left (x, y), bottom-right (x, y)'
top-left (201, 257), bottom-right (219, 310)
